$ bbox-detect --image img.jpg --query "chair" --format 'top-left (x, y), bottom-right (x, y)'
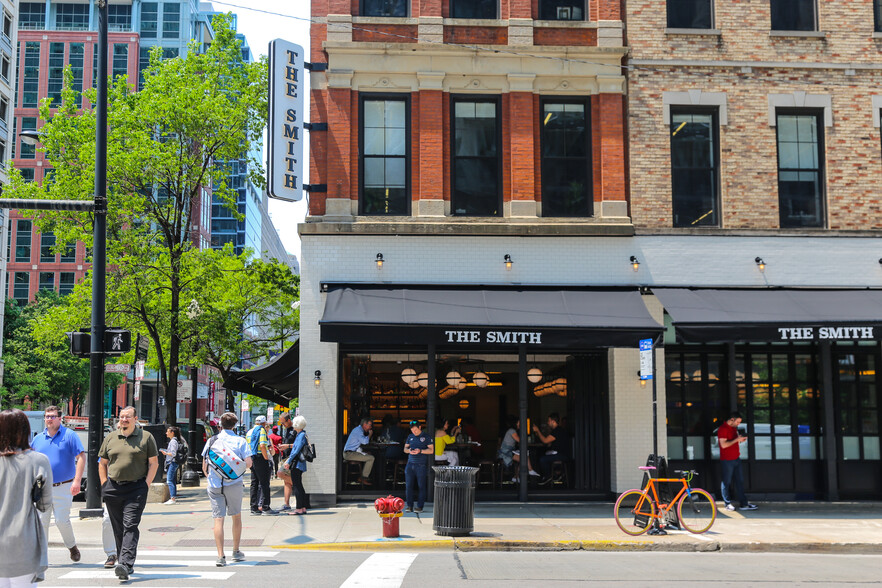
top-left (343, 460), bottom-right (364, 487)
top-left (476, 459), bottom-right (496, 488)
top-left (392, 459), bottom-right (407, 487)
top-left (549, 458), bottom-right (570, 488)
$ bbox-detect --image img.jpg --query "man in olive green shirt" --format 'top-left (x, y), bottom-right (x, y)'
top-left (98, 406), bottom-right (158, 581)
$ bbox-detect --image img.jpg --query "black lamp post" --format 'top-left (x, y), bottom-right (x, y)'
top-left (181, 366), bottom-right (201, 487)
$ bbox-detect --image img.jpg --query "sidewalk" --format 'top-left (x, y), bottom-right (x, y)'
top-left (59, 478), bottom-right (882, 553)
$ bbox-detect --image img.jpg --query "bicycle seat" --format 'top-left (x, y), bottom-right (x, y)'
top-left (638, 466), bottom-right (656, 471)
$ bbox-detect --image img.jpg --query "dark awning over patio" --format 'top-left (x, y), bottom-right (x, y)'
top-left (653, 288), bottom-right (882, 343)
top-left (320, 287), bottom-right (663, 348)
top-left (222, 340), bottom-right (299, 405)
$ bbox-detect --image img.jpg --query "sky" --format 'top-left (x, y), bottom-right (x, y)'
top-left (207, 1), bottom-right (312, 261)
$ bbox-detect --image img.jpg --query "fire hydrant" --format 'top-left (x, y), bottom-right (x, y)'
top-left (375, 495), bottom-right (405, 538)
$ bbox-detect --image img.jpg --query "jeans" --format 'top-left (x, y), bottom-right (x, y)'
top-left (249, 455), bottom-right (272, 511)
top-left (102, 479), bottom-right (149, 569)
top-left (405, 461), bottom-right (427, 509)
top-left (291, 468), bottom-right (307, 509)
top-left (166, 462), bottom-right (179, 498)
top-left (720, 458), bottom-right (748, 506)
top-left (39, 481), bottom-right (77, 549)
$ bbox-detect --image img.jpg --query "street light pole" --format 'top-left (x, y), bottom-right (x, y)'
top-left (81, 0), bottom-right (108, 518)
top-left (181, 365), bottom-right (201, 487)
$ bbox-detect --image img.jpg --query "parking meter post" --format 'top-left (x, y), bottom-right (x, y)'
top-left (181, 366), bottom-right (201, 487)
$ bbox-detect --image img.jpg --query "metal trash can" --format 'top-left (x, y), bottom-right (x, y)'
top-left (432, 466), bottom-right (478, 536)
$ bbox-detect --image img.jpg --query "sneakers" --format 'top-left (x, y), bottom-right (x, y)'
top-left (261, 507), bottom-right (279, 515)
top-left (740, 503), bottom-right (758, 511)
top-left (511, 476), bottom-right (519, 483)
top-left (231, 550), bottom-right (245, 562)
top-left (216, 556), bottom-right (226, 567)
top-left (163, 498), bottom-right (176, 505)
top-left (528, 470), bottom-right (540, 477)
top-left (250, 510), bottom-right (262, 516)
top-left (405, 506), bottom-right (413, 513)
top-left (69, 545), bottom-right (81, 562)
top-left (724, 503), bottom-right (736, 511)
top-left (104, 555), bottom-right (117, 569)
top-left (414, 507), bottom-right (423, 513)
top-left (114, 563), bottom-right (131, 580)
top-left (279, 505), bottom-right (292, 511)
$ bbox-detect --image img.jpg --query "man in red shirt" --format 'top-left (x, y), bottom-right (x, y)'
top-left (717, 411), bottom-right (757, 511)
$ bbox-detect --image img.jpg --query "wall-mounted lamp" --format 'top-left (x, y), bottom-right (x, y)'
top-left (504, 254), bottom-right (513, 270)
top-left (375, 253), bottom-right (384, 269)
top-left (755, 257), bottom-right (766, 272)
top-left (878, 258), bottom-right (882, 267)
top-left (630, 256), bottom-right (640, 272)
top-left (314, 370), bottom-right (322, 387)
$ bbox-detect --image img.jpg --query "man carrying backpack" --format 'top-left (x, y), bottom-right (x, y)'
top-left (201, 412), bottom-right (251, 567)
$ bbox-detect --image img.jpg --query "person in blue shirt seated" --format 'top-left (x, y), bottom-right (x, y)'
top-left (343, 418), bottom-right (374, 485)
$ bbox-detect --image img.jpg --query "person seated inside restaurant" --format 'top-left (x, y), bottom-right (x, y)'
top-left (379, 414), bottom-right (406, 461)
top-left (343, 417), bottom-right (374, 486)
top-left (435, 419), bottom-right (460, 466)
top-left (533, 412), bottom-right (570, 485)
top-left (498, 416), bottom-right (540, 481)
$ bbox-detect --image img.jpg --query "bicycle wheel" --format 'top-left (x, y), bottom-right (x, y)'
top-left (614, 490), bottom-right (655, 536)
top-left (677, 488), bottom-right (716, 534)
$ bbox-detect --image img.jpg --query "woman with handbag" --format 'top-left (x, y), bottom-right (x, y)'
top-left (276, 414), bottom-right (296, 511)
top-left (159, 427), bottom-right (184, 505)
top-left (281, 415), bottom-right (309, 515)
top-left (0, 409), bottom-right (53, 588)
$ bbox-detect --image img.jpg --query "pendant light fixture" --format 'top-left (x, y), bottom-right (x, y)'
top-left (473, 371), bottom-right (489, 388)
top-left (446, 370), bottom-right (462, 387)
top-left (401, 367), bottom-right (417, 385)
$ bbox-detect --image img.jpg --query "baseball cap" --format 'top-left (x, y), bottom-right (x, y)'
top-left (255, 415), bottom-right (267, 424)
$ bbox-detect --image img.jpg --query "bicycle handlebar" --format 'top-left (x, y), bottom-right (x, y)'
top-left (674, 469), bottom-right (698, 477)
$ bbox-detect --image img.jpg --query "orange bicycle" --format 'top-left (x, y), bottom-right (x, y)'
top-left (614, 466), bottom-right (716, 535)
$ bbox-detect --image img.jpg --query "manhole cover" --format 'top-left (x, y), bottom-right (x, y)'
top-left (148, 526), bottom-right (193, 533)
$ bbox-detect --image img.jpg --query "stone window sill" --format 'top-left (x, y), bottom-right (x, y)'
top-left (664, 28), bottom-right (721, 36)
top-left (534, 20), bottom-right (596, 29)
top-left (769, 30), bottom-right (826, 38)
top-left (873, 32), bottom-right (882, 38)
top-left (352, 16), bottom-right (419, 25)
top-left (442, 18), bottom-right (507, 27)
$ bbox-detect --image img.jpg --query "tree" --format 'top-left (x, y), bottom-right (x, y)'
top-left (2, 14), bottom-right (270, 423)
top-left (1, 292), bottom-right (120, 412)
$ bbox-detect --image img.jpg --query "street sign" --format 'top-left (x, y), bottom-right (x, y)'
top-left (241, 399), bottom-right (249, 412)
top-left (639, 338), bottom-right (654, 380)
top-left (133, 380), bottom-right (141, 401)
top-left (267, 39), bottom-right (304, 202)
top-left (105, 363), bottom-right (130, 374)
top-left (135, 360), bottom-right (145, 381)
top-left (177, 380), bottom-right (193, 403)
top-left (135, 335), bottom-right (149, 361)
top-left (105, 328), bottom-right (131, 356)
top-left (267, 405), bottom-right (274, 424)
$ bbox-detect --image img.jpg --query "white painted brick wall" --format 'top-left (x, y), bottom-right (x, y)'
top-left (298, 231), bottom-right (870, 497)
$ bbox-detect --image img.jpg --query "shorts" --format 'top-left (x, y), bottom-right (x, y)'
top-left (207, 482), bottom-right (244, 518)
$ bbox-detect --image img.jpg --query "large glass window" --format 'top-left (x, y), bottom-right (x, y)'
top-left (770, 0), bottom-right (816, 31)
top-left (108, 5), bottom-right (133, 31)
top-left (667, 0), bottom-right (712, 29)
top-left (361, 0), bottom-right (407, 16)
top-left (55, 3), bottom-right (90, 31)
top-left (360, 96), bottom-right (408, 215)
top-left (38, 272), bottom-right (54, 293)
top-left (59, 272), bottom-right (75, 295)
top-left (22, 42), bottom-right (40, 108)
top-left (48, 43), bottom-right (65, 106)
top-left (876, 1), bottom-right (882, 33)
top-left (112, 44), bottom-right (129, 81)
top-left (13, 272), bottom-right (29, 305)
top-left (541, 99), bottom-right (591, 217)
top-left (19, 117), bottom-right (37, 159)
top-left (40, 232), bottom-right (56, 262)
top-left (670, 109), bottom-right (719, 227)
top-left (61, 243), bottom-right (76, 263)
top-left (666, 352), bottom-right (725, 461)
top-left (776, 111), bottom-right (824, 228)
top-left (70, 43), bottom-right (84, 106)
top-left (15, 220), bottom-right (32, 262)
top-left (163, 2), bottom-right (181, 39)
top-left (141, 2), bottom-right (158, 38)
top-left (452, 97), bottom-right (500, 216)
top-left (18, 3), bottom-right (45, 30)
top-left (539, 1), bottom-right (585, 21)
top-left (450, 0), bottom-right (496, 18)
top-left (834, 347), bottom-right (880, 461)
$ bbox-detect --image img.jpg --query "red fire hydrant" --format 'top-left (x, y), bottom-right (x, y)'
top-left (375, 495), bottom-right (404, 538)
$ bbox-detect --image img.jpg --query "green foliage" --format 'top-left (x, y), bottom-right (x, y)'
top-left (1, 14), bottom-right (274, 422)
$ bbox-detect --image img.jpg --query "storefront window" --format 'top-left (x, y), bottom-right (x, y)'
top-left (666, 350), bottom-right (725, 461)
top-left (834, 345), bottom-right (880, 461)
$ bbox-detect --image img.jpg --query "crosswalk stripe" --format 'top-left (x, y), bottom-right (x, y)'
top-left (60, 570), bottom-right (236, 580)
top-left (340, 553), bottom-right (418, 588)
top-left (124, 559), bottom-right (259, 566)
top-left (133, 549), bottom-right (279, 557)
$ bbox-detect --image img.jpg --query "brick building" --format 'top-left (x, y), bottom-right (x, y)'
top-left (296, 0), bottom-right (668, 506)
top-left (625, 0), bottom-right (882, 500)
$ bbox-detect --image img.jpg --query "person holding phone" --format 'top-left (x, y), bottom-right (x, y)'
top-left (717, 411), bottom-right (757, 512)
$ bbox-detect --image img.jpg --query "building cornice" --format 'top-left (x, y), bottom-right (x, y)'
top-left (299, 219), bottom-right (635, 238)
top-left (630, 58), bottom-right (882, 71)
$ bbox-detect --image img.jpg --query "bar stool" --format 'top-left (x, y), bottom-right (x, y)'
top-left (344, 460), bottom-right (364, 487)
top-left (476, 459), bottom-right (496, 488)
top-left (549, 459), bottom-right (570, 488)
top-left (392, 459), bottom-right (407, 487)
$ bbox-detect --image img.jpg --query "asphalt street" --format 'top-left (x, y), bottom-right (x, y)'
top-left (41, 547), bottom-right (882, 587)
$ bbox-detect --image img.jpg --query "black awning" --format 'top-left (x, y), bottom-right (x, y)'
top-left (653, 288), bottom-right (882, 343)
top-left (320, 287), bottom-right (663, 347)
top-left (222, 341), bottom-right (299, 405)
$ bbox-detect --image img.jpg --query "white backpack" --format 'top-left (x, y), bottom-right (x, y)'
top-left (205, 434), bottom-right (248, 480)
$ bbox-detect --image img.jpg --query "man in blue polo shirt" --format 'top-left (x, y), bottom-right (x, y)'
top-left (403, 420), bottom-right (433, 513)
top-left (31, 405), bottom-right (86, 563)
